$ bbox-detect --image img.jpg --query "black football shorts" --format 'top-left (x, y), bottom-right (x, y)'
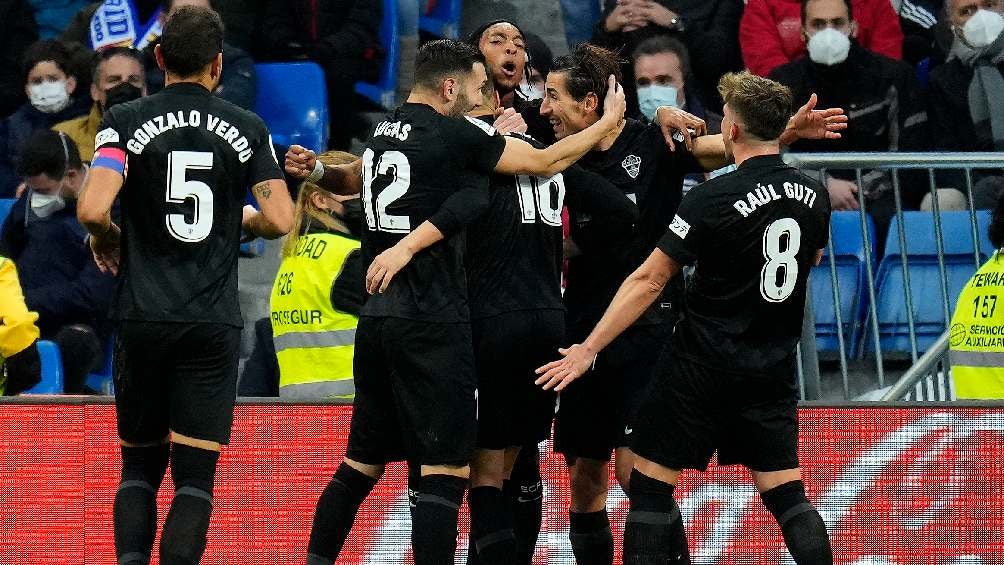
top-left (554, 322), bottom-right (669, 462)
top-left (630, 352), bottom-right (800, 472)
top-left (472, 309), bottom-right (563, 450)
top-left (347, 316), bottom-right (477, 467)
top-left (114, 321), bottom-right (241, 445)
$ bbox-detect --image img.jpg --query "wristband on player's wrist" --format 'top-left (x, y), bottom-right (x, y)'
top-left (306, 160), bottom-right (325, 183)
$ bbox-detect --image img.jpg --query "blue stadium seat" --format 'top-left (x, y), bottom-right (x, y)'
top-left (420, 0), bottom-right (461, 38)
top-left (84, 335), bottom-right (115, 395)
top-left (0, 198), bottom-right (15, 226)
top-left (24, 340), bottom-right (64, 394)
top-left (867, 211), bottom-right (989, 354)
top-left (355, 0), bottom-right (399, 109)
top-left (254, 62), bottom-right (329, 151)
top-left (811, 212), bottom-right (875, 357)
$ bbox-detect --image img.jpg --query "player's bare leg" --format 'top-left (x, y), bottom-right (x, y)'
top-left (752, 468), bottom-right (833, 565)
top-left (566, 456), bottom-right (613, 565)
top-left (114, 436), bottom-right (170, 565)
top-left (306, 457), bottom-right (384, 565)
top-left (614, 447), bottom-right (636, 493)
top-left (468, 447), bottom-right (521, 564)
top-left (157, 431), bottom-right (222, 565)
top-left (623, 456), bottom-right (690, 564)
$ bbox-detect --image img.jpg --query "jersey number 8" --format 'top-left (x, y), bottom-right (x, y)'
top-left (165, 151), bottom-right (214, 243)
top-left (760, 217), bottom-right (801, 303)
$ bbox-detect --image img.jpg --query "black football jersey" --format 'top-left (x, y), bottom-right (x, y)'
top-left (359, 103), bottom-right (505, 322)
top-left (564, 118), bottom-right (702, 333)
top-left (658, 154), bottom-right (831, 373)
top-left (95, 82), bottom-right (282, 327)
top-left (466, 129), bottom-right (638, 319)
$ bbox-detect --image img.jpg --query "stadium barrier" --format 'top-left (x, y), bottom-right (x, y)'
top-left (784, 152), bottom-right (1004, 400)
top-left (2, 398), bottom-right (1003, 564)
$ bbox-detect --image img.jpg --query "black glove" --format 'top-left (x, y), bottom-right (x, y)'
top-left (3, 341), bottom-right (41, 395)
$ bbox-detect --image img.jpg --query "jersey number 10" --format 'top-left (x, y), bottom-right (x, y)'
top-left (516, 174), bottom-right (565, 227)
top-left (760, 217), bottom-right (802, 303)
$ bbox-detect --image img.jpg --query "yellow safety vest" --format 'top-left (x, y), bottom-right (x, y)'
top-left (949, 250), bottom-right (1004, 399)
top-left (270, 232), bottom-right (359, 399)
top-left (0, 257), bottom-right (41, 396)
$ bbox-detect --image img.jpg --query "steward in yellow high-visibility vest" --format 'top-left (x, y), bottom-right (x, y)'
top-left (0, 256), bottom-right (41, 395)
top-left (950, 205), bottom-right (1004, 399)
top-left (270, 151), bottom-right (364, 399)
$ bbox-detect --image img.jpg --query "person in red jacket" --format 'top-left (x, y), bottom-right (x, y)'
top-left (741, 0), bottom-right (904, 76)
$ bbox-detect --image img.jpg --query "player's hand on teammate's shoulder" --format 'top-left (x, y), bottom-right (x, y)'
top-left (365, 243), bottom-right (415, 295)
top-left (284, 144), bottom-right (317, 180)
top-left (601, 75), bottom-right (627, 127)
top-left (535, 343), bottom-right (598, 392)
top-left (88, 224), bottom-right (122, 276)
top-left (494, 107), bottom-right (528, 135)
top-left (655, 106), bottom-right (707, 152)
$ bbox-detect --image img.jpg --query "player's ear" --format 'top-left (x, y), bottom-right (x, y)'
top-left (730, 122), bottom-right (741, 143)
top-left (583, 92), bottom-right (598, 114)
top-left (444, 78), bottom-right (457, 102)
top-left (154, 44), bottom-right (167, 72)
top-left (211, 52), bottom-right (223, 81)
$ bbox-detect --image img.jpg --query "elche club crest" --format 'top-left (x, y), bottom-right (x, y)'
top-left (621, 154), bottom-right (641, 179)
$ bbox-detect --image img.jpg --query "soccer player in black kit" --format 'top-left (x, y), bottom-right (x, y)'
top-left (284, 39), bottom-right (627, 565)
top-left (464, 75), bottom-right (638, 565)
top-left (538, 43), bottom-right (846, 565)
top-left (76, 7), bottom-right (293, 565)
top-left (537, 71), bottom-right (834, 565)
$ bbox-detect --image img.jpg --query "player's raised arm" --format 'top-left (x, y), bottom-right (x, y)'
top-left (536, 248), bottom-right (682, 391)
top-left (285, 146), bottom-right (363, 196)
top-left (243, 178), bottom-right (295, 239)
top-left (494, 75), bottom-right (626, 177)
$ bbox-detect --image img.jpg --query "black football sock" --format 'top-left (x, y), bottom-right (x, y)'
top-left (468, 486), bottom-right (515, 565)
top-left (412, 474), bottom-right (466, 565)
top-left (623, 469), bottom-right (691, 564)
top-left (306, 462), bottom-right (379, 564)
top-left (159, 443), bottom-right (219, 565)
top-left (569, 509), bottom-right (614, 565)
top-left (114, 443), bottom-right (169, 565)
top-left (504, 447), bottom-right (543, 565)
top-left (761, 480), bottom-right (833, 565)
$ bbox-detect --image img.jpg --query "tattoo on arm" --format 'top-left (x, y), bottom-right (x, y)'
top-left (253, 182), bottom-right (273, 201)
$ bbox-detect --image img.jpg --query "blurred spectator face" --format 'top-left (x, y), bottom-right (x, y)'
top-left (528, 67), bottom-right (546, 94)
top-left (91, 54), bottom-right (147, 112)
top-left (802, 0), bottom-right (856, 65)
top-left (949, 0), bottom-right (1004, 28)
top-left (478, 22), bottom-right (527, 93)
top-left (25, 61), bottom-right (76, 114)
top-left (540, 71), bottom-right (597, 140)
top-left (633, 50), bottom-right (685, 119)
top-left (949, 0), bottom-right (1004, 48)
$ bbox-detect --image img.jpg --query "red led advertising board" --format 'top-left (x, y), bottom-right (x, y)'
top-left (1, 403), bottom-right (1002, 564)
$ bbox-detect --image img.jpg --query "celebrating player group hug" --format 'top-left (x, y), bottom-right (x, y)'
top-left (77, 5), bottom-right (850, 565)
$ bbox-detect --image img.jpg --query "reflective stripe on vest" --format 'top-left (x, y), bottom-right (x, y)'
top-left (271, 232), bottom-right (360, 396)
top-left (949, 251), bottom-right (1004, 399)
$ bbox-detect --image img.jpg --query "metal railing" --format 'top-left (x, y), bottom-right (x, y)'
top-left (881, 331), bottom-right (953, 401)
top-left (784, 152), bottom-right (1004, 401)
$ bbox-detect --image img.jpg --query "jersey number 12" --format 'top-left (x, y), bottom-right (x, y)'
top-left (760, 218), bottom-right (801, 303)
top-left (362, 148), bottom-right (411, 233)
top-left (165, 151), bottom-right (214, 243)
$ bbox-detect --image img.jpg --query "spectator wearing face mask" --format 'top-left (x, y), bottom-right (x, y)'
top-left (0, 131), bottom-right (115, 394)
top-left (53, 47), bottom-right (146, 162)
top-left (0, 39), bottom-right (89, 198)
top-left (770, 0), bottom-right (929, 247)
top-left (741, 0), bottom-right (904, 77)
top-left (929, 0), bottom-right (1004, 208)
top-left (632, 35), bottom-right (721, 132)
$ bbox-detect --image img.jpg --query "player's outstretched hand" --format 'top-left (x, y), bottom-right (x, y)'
top-left (366, 243), bottom-right (415, 295)
top-left (284, 144), bottom-right (317, 180)
top-left (535, 343), bottom-right (597, 392)
top-left (789, 93), bottom-right (848, 141)
top-left (89, 224), bottom-right (121, 276)
top-left (602, 75), bottom-right (627, 125)
top-left (494, 107), bottom-right (528, 135)
top-left (655, 106), bottom-right (707, 152)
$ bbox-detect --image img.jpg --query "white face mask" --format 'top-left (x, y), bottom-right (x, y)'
top-left (962, 9), bottom-right (1004, 49)
top-left (30, 191), bottom-right (66, 218)
top-left (637, 84), bottom-right (679, 121)
top-left (28, 79), bottom-right (71, 114)
top-left (807, 27), bottom-right (851, 66)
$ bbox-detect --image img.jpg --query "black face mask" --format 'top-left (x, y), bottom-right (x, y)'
top-left (340, 198), bottom-right (364, 237)
top-left (104, 82), bottom-right (143, 111)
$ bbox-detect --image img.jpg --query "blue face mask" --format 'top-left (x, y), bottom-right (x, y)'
top-left (637, 84), bottom-right (679, 121)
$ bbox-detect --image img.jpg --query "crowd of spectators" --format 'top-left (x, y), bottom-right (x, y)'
top-left (1, 0), bottom-right (1003, 394)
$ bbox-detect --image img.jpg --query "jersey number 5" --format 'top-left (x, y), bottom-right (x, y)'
top-left (362, 148), bottom-right (411, 233)
top-left (760, 218), bottom-right (801, 303)
top-left (166, 151), bottom-right (214, 243)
